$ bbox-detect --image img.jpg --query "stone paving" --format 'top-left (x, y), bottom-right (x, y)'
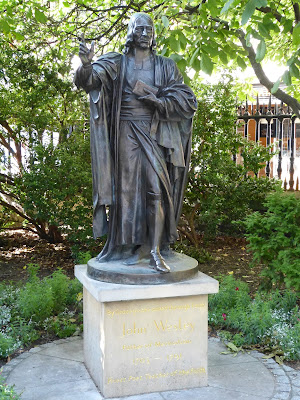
top-left (1, 336), bottom-right (299, 400)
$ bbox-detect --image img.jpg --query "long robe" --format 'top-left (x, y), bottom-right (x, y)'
top-left (75, 52), bottom-right (197, 259)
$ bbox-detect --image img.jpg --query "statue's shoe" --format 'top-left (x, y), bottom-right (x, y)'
top-left (150, 250), bottom-right (170, 273)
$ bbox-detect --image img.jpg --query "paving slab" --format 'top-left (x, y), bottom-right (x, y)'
top-left (4, 336), bottom-right (295, 400)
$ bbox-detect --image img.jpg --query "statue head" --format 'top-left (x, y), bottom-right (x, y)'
top-left (124, 13), bottom-right (156, 54)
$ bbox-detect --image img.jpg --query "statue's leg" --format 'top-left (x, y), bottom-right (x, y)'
top-left (146, 192), bottom-right (170, 274)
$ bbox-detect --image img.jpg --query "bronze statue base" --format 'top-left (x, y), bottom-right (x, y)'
top-left (87, 252), bottom-right (198, 285)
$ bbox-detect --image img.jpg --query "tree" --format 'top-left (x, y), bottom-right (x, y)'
top-left (2, 1), bottom-right (299, 110)
top-left (23, 0), bottom-right (298, 115)
top-left (0, 36), bottom-right (92, 242)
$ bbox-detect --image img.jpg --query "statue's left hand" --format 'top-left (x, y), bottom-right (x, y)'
top-left (139, 89), bottom-right (163, 109)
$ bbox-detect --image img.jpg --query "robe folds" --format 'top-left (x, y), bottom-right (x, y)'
top-left (75, 52), bottom-right (197, 259)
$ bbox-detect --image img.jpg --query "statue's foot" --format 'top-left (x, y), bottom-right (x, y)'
top-left (150, 249), bottom-right (170, 273)
top-left (123, 245), bottom-right (150, 265)
top-left (123, 253), bottom-right (140, 265)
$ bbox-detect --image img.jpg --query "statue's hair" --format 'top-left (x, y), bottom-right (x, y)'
top-left (124, 13), bottom-right (156, 54)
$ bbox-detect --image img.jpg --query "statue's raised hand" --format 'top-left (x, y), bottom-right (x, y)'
top-left (79, 33), bottom-right (95, 66)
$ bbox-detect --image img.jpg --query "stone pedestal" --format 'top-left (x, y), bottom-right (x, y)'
top-left (75, 264), bottom-right (219, 398)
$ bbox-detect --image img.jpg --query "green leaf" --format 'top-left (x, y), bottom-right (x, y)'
top-left (292, 23), bottom-right (300, 46)
top-left (161, 16), bottom-right (169, 28)
top-left (178, 31), bottom-right (187, 50)
top-left (255, 39), bottom-right (266, 63)
top-left (245, 33), bottom-right (252, 47)
top-left (251, 30), bottom-right (262, 40)
top-left (282, 70), bottom-right (292, 86)
top-left (241, 0), bottom-right (257, 25)
top-left (207, 45), bottom-right (219, 58)
top-left (34, 9), bottom-right (47, 24)
top-left (219, 51), bottom-right (228, 64)
top-left (170, 53), bottom-right (182, 63)
top-left (283, 19), bottom-right (293, 34)
top-left (177, 58), bottom-right (187, 70)
top-left (0, 19), bottom-right (11, 34)
top-left (258, 23), bottom-right (272, 40)
top-left (257, 0), bottom-right (267, 6)
top-left (206, 0), bottom-right (219, 17)
top-left (6, 6), bottom-right (13, 17)
top-left (226, 342), bottom-right (239, 352)
top-left (13, 31), bottom-right (25, 40)
top-left (190, 48), bottom-right (200, 67)
top-left (275, 355), bottom-right (283, 365)
top-left (237, 56), bottom-right (247, 69)
top-left (168, 35), bottom-right (181, 52)
top-left (287, 57), bottom-right (295, 67)
top-left (221, 0), bottom-right (236, 14)
top-left (289, 64), bottom-right (300, 79)
top-left (271, 79), bottom-right (280, 94)
top-left (26, 8), bottom-right (33, 18)
top-left (200, 53), bottom-right (214, 75)
top-left (262, 353), bottom-right (275, 359)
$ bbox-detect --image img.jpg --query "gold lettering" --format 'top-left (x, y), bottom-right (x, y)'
top-left (121, 322), bottom-right (147, 338)
top-left (107, 377), bottom-right (127, 384)
top-left (106, 303), bottom-right (205, 318)
top-left (153, 319), bottom-right (194, 333)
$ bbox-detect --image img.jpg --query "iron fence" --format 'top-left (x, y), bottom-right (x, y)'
top-left (237, 95), bottom-right (300, 191)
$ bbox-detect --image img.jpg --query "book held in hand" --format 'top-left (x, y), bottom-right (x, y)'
top-left (133, 80), bottom-right (159, 97)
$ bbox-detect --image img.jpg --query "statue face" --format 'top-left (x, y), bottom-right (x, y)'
top-left (132, 17), bottom-right (154, 49)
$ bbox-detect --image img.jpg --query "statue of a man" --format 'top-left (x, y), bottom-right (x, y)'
top-left (75, 13), bottom-right (197, 273)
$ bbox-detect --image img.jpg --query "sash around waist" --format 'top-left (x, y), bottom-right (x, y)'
top-left (120, 106), bottom-right (154, 121)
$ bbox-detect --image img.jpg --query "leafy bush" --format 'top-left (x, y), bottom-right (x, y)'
top-left (180, 77), bottom-right (278, 243)
top-left (18, 265), bottom-right (54, 323)
top-left (14, 131), bottom-right (93, 244)
top-left (245, 192), bottom-right (300, 291)
top-left (0, 266), bottom-right (83, 359)
top-left (209, 275), bottom-right (300, 360)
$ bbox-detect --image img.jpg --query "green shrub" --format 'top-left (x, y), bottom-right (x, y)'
top-left (18, 266), bottom-right (54, 324)
top-left (245, 192), bottom-right (300, 291)
top-left (209, 275), bottom-right (300, 360)
top-left (180, 77), bottom-right (278, 243)
top-left (47, 269), bottom-right (70, 314)
top-left (0, 333), bottom-right (20, 359)
top-left (0, 266), bottom-right (83, 359)
top-left (14, 132), bottom-right (93, 244)
top-left (43, 311), bottom-right (81, 338)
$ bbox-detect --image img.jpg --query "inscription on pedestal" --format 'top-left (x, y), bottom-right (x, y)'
top-left (103, 295), bottom-right (208, 396)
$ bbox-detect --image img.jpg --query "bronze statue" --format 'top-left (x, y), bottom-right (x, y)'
top-left (75, 13), bottom-right (197, 273)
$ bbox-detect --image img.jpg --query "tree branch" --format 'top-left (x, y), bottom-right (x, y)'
top-left (293, 2), bottom-right (300, 23)
top-left (257, 6), bottom-right (283, 24)
top-left (238, 29), bottom-right (300, 116)
top-left (0, 130), bottom-right (16, 156)
top-left (0, 197), bottom-right (43, 236)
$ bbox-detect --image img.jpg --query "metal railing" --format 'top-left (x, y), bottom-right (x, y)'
top-left (237, 95), bottom-right (299, 191)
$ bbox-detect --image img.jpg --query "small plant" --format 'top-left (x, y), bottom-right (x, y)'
top-left (18, 265), bottom-right (54, 323)
top-left (0, 369), bottom-right (21, 399)
top-left (0, 266), bottom-right (83, 360)
top-left (245, 192), bottom-right (300, 291)
top-left (209, 275), bottom-right (300, 361)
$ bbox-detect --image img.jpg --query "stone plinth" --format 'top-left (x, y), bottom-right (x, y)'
top-left (75, 264), bottom-right (219, 398)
